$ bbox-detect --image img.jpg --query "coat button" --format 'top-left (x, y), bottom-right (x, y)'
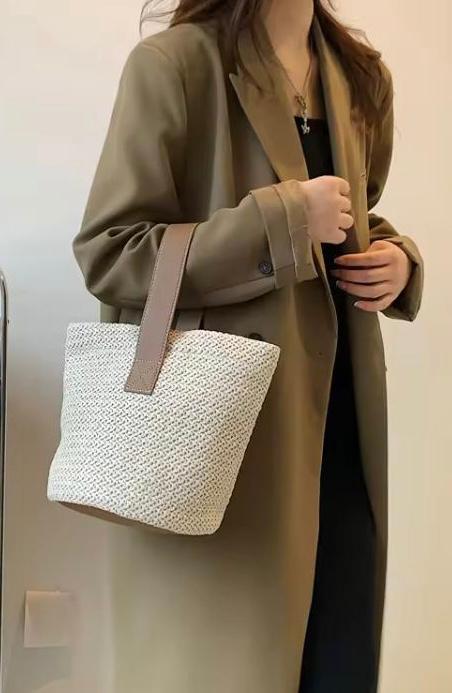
top-left (258, 260), bottom-right (273, 276)
top-left (248, 332), bottom-right (265, 341)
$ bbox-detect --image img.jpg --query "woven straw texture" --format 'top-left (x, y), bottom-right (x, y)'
top-left (47, 323), bottom-right (280, 535)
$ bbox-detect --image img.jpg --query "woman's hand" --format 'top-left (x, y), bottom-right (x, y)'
top-left (330, 239), bottom-right (413, 312)
top-left (300, 175), bottom-right (354, 244)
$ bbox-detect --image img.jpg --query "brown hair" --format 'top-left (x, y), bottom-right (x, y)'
top-left (140, 1), bottom-right (388, 132)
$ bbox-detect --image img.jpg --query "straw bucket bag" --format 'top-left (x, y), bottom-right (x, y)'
top-left (47, 223), bottom-right (280, 535)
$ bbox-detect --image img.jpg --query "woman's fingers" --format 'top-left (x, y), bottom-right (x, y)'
top-left (329, 239), bottom-right (410, 312)
top-left (335, 280), bottom-right (391, 299)
top-left (330, 228), bottom-right (348, 244)
top-left (339, 212), bottom-right (354, 229)
top-left (336, 177), bottom-right (351, 197)
top-left (330, 265), bottom-right (391, 283)
top-left (339, 194), bottom-right (352, 212)
top-left (354, 295), bottom-right (394, 311)
top-left (334, 247), bottom-right (392, 267)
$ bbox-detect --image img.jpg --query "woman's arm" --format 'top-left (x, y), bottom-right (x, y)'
top-left (366, 64), bottom-right (424, 321)
top-left (73, 40), bottom-right (317, 312)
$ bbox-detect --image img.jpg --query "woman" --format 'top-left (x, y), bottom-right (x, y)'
top-left (73, 0), bottom-right (424, 691)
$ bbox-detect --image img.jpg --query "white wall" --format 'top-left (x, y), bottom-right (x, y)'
top-left (0, 1), bottom-right (146, 690)
top-left (0, 0), bottom-right (450, 691)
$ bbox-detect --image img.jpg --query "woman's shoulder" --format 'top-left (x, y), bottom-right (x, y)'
top-left (127, 21), bottom-right (222, 78)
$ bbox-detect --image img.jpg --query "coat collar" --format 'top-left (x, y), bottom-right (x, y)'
top-left (229, 13), bottom-right (366, 272)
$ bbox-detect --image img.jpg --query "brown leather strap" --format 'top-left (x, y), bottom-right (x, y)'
top-left (124, 223), bottom-right (198, 395)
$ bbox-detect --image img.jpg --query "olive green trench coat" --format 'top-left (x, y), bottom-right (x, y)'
top-left (72, 13), bottom-right (424, 693)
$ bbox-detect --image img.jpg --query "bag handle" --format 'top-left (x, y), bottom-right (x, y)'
top-left (124, 223), bottom-right (198, 395)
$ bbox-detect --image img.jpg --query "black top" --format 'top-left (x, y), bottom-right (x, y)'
top-left (294, 116), bottom-right (353, 389)
top-left (295, 120), bottom-right (377, 688)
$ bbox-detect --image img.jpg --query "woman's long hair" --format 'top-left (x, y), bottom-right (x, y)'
top-left (140, 1), bottom-right (388, 132)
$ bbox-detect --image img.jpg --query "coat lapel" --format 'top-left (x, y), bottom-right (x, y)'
top-left (228, 23), bottom-right (310, 186)
top-left (228, 14), bottom-right (367, 282)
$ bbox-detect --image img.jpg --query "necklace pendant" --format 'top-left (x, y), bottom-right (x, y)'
top-left (301, 116), bottom-right (311, 135)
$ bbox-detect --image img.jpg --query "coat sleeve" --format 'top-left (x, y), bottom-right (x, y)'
top-left (73, 41), bottom-right (318, 312)
top-left (366, 63), bottom-right (424, 322)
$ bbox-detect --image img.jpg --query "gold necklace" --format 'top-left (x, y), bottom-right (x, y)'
top-left (276, 35), bottom-right (314, 134)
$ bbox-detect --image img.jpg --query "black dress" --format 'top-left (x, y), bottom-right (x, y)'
top-left (295, 117), bottom-right (379, 693)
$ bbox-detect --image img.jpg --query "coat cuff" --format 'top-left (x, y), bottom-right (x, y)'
top-left (382, 236), bottom-right (424, 321)
top-left (250, 181), bottom-right (318, 289)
